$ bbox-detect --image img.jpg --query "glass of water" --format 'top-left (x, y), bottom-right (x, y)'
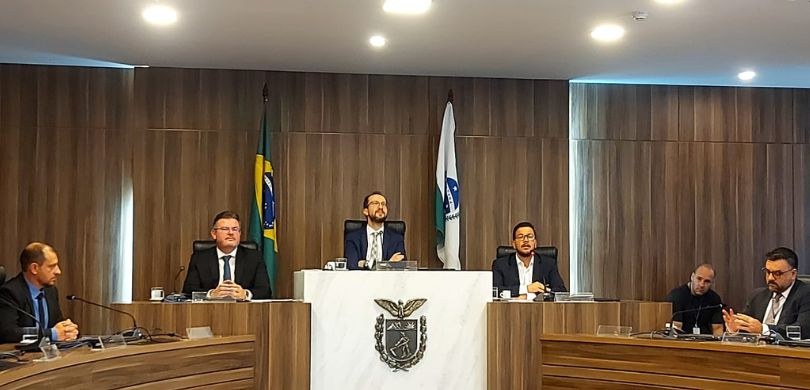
top-left (786, 325), bottom-right (802, 340)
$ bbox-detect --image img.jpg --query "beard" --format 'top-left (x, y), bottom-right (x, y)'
top-left (369, 213), bottom-right (387, 224)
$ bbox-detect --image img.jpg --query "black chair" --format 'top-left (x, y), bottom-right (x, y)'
top-left (343, 219), bottom-right (406, 238)
top-left (192, 240), bottom-right (259, 253)
top-left (496, 245), bottom-right (558, 262)
top-left (0, 265), bottom-right (5, 286)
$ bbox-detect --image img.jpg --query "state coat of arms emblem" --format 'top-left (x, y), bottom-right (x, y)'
top-left (374, 298), bottom-right (427, 371)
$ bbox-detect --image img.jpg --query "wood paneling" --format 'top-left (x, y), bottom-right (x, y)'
top-left (487, 301), bottom-right (671, 390)
top-left (571, 83), bottom-right (810, 310)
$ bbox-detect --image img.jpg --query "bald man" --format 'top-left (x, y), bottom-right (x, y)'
top-left (665, 263), bottom-right (724, 336)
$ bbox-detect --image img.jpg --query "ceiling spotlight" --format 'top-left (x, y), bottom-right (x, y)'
top-left (142, 4), bottom-right (178, 26)
top-left (737, 70), bottom-right (756, 81)
top-left (383, 0), bottom-right (431, 15)
top-left (654, 0), bottom-right (684, 4)
top-left (590, 24), bottom-right (625, 42)
top-left (369, 35), bottom-right (387, 48)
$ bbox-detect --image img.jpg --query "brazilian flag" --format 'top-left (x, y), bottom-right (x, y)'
top-left (249, 84), bottom-right (278, 296)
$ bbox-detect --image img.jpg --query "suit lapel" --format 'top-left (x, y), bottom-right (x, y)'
top-left (208, 249), bottom-right (220, 285)
top-left (778, 281), bottom-right (802, 325)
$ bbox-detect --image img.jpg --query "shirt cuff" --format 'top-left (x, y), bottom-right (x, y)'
top-left (245, 290), bottom-right (253, 301)
top-left (761, 323), bottom-right (770, 335)
top-left (50, 328), bottom-right (59, 341)
top-left (527, 292), bottom-right (537, 301)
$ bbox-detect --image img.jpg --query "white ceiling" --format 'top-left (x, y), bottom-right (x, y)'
top-left (1, 0), bottom-right (809, 87)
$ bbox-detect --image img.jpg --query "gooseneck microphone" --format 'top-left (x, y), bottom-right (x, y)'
top-left (172, 265), bottom-right (186, 294)
top-left (668, 303), bottom-right (724, 336)
top-left (66, 295), bottom-right (139, 332)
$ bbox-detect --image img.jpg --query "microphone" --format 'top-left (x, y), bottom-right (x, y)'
top-left (66, 295), bottom-right (140, 337)
top-left (668, 303), bottom-right (724, 336)
top-left (172, 265), bottom-right (186, 294)
top-left (0, 295), bottom-right (43, 339)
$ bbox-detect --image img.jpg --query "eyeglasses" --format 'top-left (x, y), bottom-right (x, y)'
top-left (514, 234), bottom-right (535, 242)
top-left (213, 227), bottom-right (241, 233)
top-left (367, 201), bottom-right (388, 208)
top-left (762, 267), bottom-right (795, 278)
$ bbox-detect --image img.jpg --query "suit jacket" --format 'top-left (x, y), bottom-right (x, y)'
top-left (0, 273), bottom-right (64, 343)
top-left (344, 223), bottom-right (406, 270)
top-left (182, 246), bottom-right (272, 299)
top-left (492, 254), bottom-right (568, 296)
top-left (741, 279), bottom-right (810, 339)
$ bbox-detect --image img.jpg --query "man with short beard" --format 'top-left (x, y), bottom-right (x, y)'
top-left (491, 221), bottom-right (567, 300)
top-left (344, 192), bottom-right (406, 270)
top-left (665, 263), bottom-right (725, 336)
top-left (723, 247), bottom-right (810, 339)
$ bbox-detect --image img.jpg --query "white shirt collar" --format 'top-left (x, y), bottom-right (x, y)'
top-left (216, 246), bottom-right (238, 259)
top-left (366, 224), bottom-right (384, 236)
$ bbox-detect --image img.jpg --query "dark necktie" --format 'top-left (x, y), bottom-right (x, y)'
top-left (36, 291), bottom-right (47, 336)
top-left (222, 255), bottom-right (233, 281)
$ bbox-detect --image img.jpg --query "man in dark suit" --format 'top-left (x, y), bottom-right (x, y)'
top-left (723, 247), bottom-right (810, 339)
top-left (0, 242), bottom-right (79, 343)
top-left (182, 211), bottom-right (272, 300)
top-left (492, 221), bottom-right (567, 299)
top-left (344, 192), bottom-right (406, 270)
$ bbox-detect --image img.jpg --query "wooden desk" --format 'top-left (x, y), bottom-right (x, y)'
top-left (541, 334), bottom-right (810, 389)
top-left (0, 335), bottom-right (255, 389)
top-left (487, 301), bottom-right (671, 390)
top-left (111, 301), bottom-right (310, 390)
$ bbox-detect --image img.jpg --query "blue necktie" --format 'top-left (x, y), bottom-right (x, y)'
top-left (36, 291), bottom-right (47, 337)
top-left (222, 255), bottom-right (232, 281)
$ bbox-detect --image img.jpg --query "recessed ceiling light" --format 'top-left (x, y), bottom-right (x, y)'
top-left (383, 0), bottom-right (431, 15)
top-left (142, 4), bottom-right (178, 26)
top-left (369, 35), bottom-right (387, 48)
top-left (738, 70), bottom-right (756, 81)
top-left (654, 0), bottom-right (684, 4)
top-left (590, 24), bottom-right (625, 42)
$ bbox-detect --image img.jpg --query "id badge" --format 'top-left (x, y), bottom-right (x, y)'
top-left (692, 326), bottom-right (700, 335)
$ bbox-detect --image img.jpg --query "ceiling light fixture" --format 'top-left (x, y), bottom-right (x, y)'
top-left (737, 70), bottom-right (756, 81)
top-left (654, 0), bottom-right (684, 5)
top-left (383, 0), bottom-right (431, 15)
top-left (142, 4), bottom-right (178, 26)
top-left (590, 24), bottom-right (625, 42)
top-left (369, 35), bottom-right (387, 48)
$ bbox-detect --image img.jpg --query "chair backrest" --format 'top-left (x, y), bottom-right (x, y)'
top-left (192, 240), bottom-right (259, 253)
top-left (343, 219), bottom-right (406, 237)
top-left (496, 245), bottom-right (558, 262)
top-left (0, 265), bottom-right (5, 286)
top-left (799, 275), bottom-right (810, 285)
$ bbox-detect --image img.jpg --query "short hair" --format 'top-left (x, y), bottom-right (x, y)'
top-left (212, 211), bottom-right (241, 228)
top-left (765, 247), bottom-right (798, 271)
top-left (20, 242), bottom-right (54, 271)
top-left (512, 221), bottom-right (536, 240)
top-left (363, 191), bottom-right (387, 208)
top-left (693, 263), bottom-right (715, 275)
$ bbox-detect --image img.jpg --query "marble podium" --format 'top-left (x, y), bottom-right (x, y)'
top-left (294, 269), bottom-right (491, 390)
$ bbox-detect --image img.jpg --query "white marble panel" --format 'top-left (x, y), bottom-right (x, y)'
top-left (294, 270), bottom-right (492, 390)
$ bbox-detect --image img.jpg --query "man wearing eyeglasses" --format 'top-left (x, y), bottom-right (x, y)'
top-left (344, 192), bottom-right (406, 270)
top-left (665, 264), bottom-right (725, 336)
top-left (491, 221), bottom-right (567, 300)
top-left (182, 211), bottom-right (271, 300)
top-left (723, 247), bottom-right (810, 339)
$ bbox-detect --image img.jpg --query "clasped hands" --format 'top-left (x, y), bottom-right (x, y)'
top-left (211, 280), bottom-right (248, 300)
top-left (54, 318), bottom-right (79, 341)
top-left (358, 252), bottom-right (404, 268)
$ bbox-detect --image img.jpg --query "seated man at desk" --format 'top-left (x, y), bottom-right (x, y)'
top-left (665, 263), bottom-right (724, 336)
top-left (182, 211), bottom-right (272, 300)
top-left (344, 191), bottom-right (406, 270)
top-left (0, 242), bottom-right (79, 343)
top-left (492, 221), bottom-right (567, 299)
top-left (723, 247), bottom-right (810, 339)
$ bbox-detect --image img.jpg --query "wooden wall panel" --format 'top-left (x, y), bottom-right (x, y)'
top-left (571, 83), bottom-right (809, 310)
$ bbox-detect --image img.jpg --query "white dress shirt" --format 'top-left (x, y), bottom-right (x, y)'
top-left (515, 254), bottom-right (536, 301)
top-left (365, 225), bottom-right (385, 269)
top-left (210, 247), bottom-right (252, 300)
top-left (761, 281), bottom-right (795, 335)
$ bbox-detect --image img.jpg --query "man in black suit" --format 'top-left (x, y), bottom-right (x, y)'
top-left (344, 192), bottom-right (406, 270)
top-left (723, 247), bottom-right (810, 339)
top-left (182, 211), bottom-right (271, 300)
top-left (492, 222), bottom-right (567, 299)
top-left (0, 242), bottom-right (79, 343)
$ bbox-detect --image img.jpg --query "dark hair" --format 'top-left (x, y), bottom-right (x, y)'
top-left (20, 242), bottom-right (54, 271)
top-left (765, 247), bottom-right (799, 271)
top-left (363, 191), bottom-right (387, 208)
top-left (512, 221), bottom-right (536, 240)
top-left (694, 263), bottom-right (715, 274)
top-left (212, 211), bottom-right (241, 227)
